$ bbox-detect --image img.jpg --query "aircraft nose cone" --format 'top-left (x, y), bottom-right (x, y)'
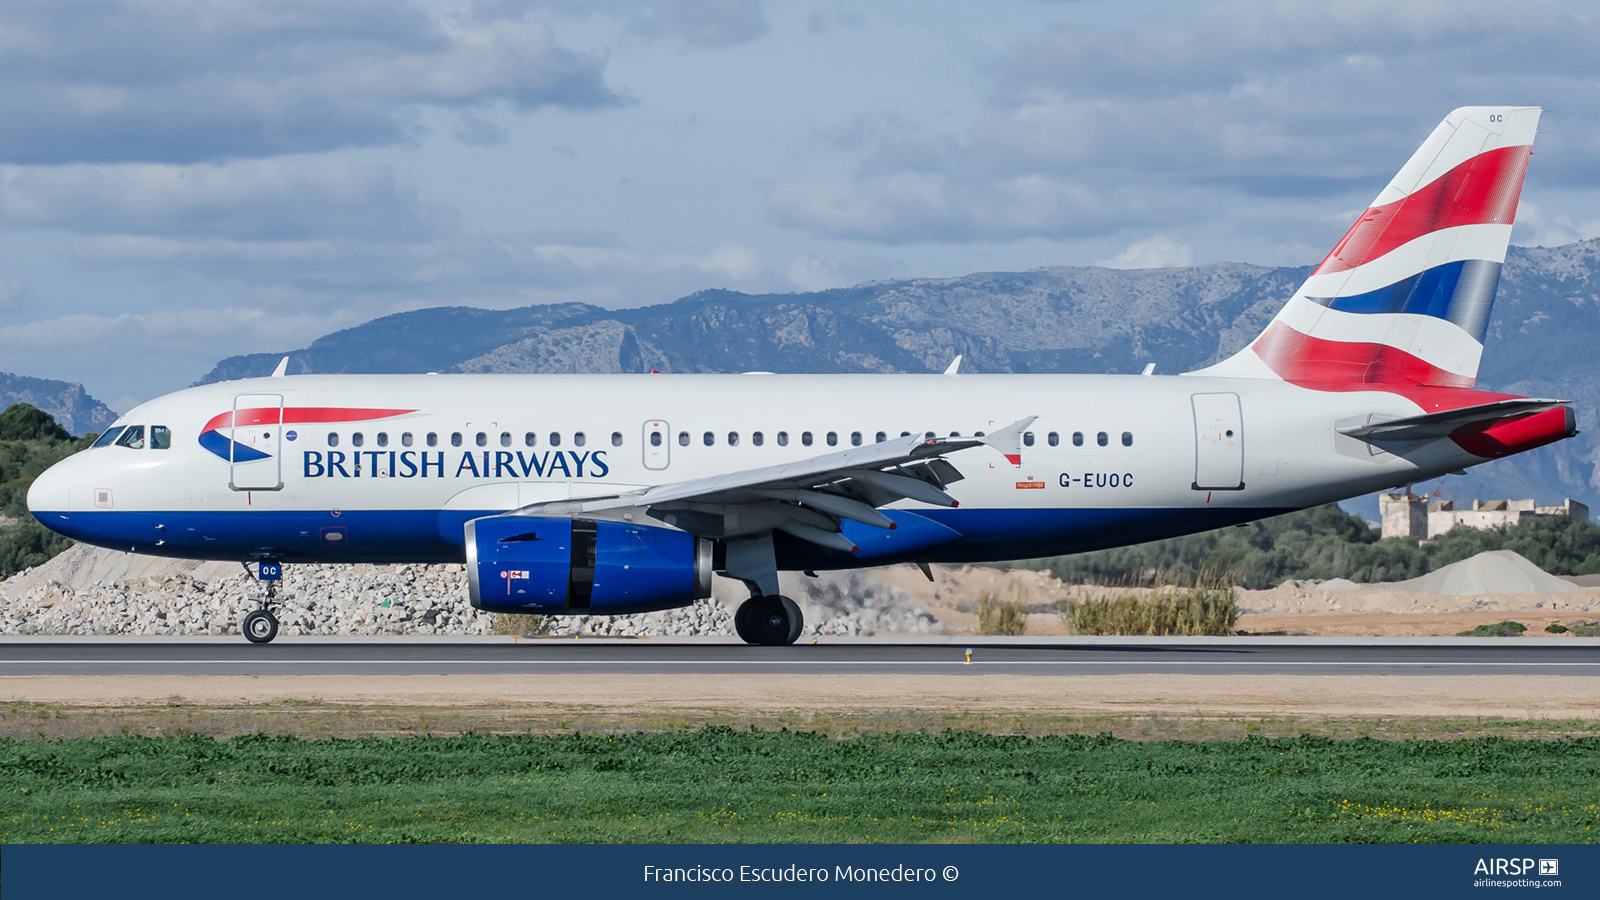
top-left (27, 459), bottom-right (70, 520)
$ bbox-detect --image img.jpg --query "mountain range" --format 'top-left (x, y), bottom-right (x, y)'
top-left (198, 239), bottom-right (1600, 515)
top-left (0, 372), bottom-right (118, 436)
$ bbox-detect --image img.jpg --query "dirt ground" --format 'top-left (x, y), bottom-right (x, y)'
top-left (2, 673), bottom-right (1596, 741)
top-left (1236, 609), bottom-right (1594, 636)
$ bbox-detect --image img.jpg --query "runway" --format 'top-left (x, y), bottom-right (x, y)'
top-left (1, 638), bottom-right (1596, 677)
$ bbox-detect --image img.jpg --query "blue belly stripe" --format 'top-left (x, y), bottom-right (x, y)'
top-left (34, 506), bottom-right (1295, 568)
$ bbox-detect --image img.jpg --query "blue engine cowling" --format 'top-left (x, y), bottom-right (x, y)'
top-left (466, 516), bottom-right (712, 615)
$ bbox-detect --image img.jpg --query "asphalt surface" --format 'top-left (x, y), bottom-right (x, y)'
top-left (0, 639), bottom-right (1596, 676)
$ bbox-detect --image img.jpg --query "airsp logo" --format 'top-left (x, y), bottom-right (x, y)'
top-left (1474, 858), bottom-right (1552, 876)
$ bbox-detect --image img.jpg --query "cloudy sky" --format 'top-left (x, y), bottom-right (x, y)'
top-left (1, 0), bottom-right (1598, 408)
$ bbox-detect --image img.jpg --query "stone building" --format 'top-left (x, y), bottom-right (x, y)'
top-left (1379, 493), bottom-right (1590, 540)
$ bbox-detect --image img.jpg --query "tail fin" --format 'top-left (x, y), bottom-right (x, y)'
top-left (1194, 106), bottom-right (1540, 388)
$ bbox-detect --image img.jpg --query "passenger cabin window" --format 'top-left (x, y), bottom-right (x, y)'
top-left (475, 432), bottom-right (487, 447)
top-left (500, 432), bottom-right (511, 447)
top-left (777, 431), bottom-right (789, 446)
top-left (802, 431), bottom-right (813, 446)
top-left (1122, 431), bottom-right (1134, 447)
top-left (1023, 432), bottom-right (1035, 447)
top-left (327, 432), bottom-right (340, 448)
top-left (1097, 431), bottom-right (1108, 447)
top-left (401, 432), bottom-right (413, 447)
top-left (150, 426), bottom-right (171, 450)
top-left (900, 432), bottom-right (910, 437)
top-left (851, 431), bottom-right (862, 446)
top-left (924, 431), bottom-right (935, 440)
top-left (1048, 432), bottom-right (1059, 447)
top-left (115, 425), bottom-right (145, 449)
top-left (549, 432), bottom-right (561, 447)
top-left (574, 432), bottom-right (586, 447)
top-left (451, 432), bottom-right (462, 447)
top-left (678, 431), bottom-right (689, 446)
top-left (826, 431), bottom-right (837, 447)
top-left (376, 432), bottom-right (388, 448)
top-left (427, 432), bottom-right (438, 447)
top-left (876, 432), bottom-right (886, 443)
top-left (353, 432), bottom-right (365, 447)
top-left (92, 427), bottom-right (124, 448)
top-left (752, 431), bottom-right (764, 446)
top-left (728, 431), bottom-right (740, 446)
top-left (650, 432), bottom-right (662, 446)
top-left (524, 432), bottom-right (536, 447)
top-left (1072, 432), bottom-right (1084, 447)
top-left (703, 431), bottom-right (714, 446)
top-left (612, 432), bottom-right (623, 447)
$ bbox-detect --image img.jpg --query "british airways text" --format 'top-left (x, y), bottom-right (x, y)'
top-left (302, 450), bottom-right (610, 479)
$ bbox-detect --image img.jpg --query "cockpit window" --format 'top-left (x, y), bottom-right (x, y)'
top-left (114, 425), bottom-right (145, 449)
top-left (92, 427), bottom-right (125, 448)
top-left (150, 425), bottom-right (171, 449)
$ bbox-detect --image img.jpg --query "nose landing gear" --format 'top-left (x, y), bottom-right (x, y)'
top-left (241, 561), bottom-right (282, 644)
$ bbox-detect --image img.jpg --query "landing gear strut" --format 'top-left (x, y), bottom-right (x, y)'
top-left (734, 595), bottom-right (803, 646)
top-left (242, 561), bottom-right (281, 644)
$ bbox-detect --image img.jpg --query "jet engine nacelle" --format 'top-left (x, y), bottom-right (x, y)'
top-left (466, 516), bottom-right (713, 615)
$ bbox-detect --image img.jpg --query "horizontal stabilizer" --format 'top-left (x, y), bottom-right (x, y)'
top-left (1337, 398), bottom-right (1567, 442)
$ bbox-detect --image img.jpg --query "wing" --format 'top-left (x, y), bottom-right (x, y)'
top-left (506, 416), bottom-right (1037, 554)
top-left (1337, 398), bottom-right (1568, 442)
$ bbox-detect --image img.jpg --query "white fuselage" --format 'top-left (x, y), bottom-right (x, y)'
top-left (28, 372), bottom-right (1506, 568)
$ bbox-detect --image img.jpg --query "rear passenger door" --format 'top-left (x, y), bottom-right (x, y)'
top-left (1191, 393), bottom-right (1244, 491)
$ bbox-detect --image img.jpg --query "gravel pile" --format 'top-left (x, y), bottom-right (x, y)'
top-left (0, 545), bottom-right (943, 637)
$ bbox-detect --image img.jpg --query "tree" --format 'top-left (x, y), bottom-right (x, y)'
top-left (0, 404), bottom-right (72, 442)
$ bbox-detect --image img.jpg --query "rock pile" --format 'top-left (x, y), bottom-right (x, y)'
top-left (0, 544), bottom-right (944, 637)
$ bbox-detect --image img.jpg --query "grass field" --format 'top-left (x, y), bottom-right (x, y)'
top-left (3, 729), bottom-right (1597, 843)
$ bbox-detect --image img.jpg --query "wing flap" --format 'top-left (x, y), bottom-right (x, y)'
top-left (506, 418), bottom-right (1037, 553)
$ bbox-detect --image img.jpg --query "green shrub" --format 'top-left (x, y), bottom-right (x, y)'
top-left (976, 594), bottom-right (1028, 635)
top-left (1545, 623), bottom-right (1569, 634)
top-left (1059, 568), bottom-right (1237, 636)
top-left (1060, 587), bottom-right (1237, 636)
top-left (492, 613), bottom-right (553, 637)
top-left (0, 519), bottom-right (75, 578)
top-left (1457, 621), bottom-right (1527, 637)
top-left (1017, 503), bottom-right (1600, 589)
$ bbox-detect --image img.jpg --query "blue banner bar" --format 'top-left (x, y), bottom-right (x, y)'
top-left (4, 844), bottom-right (1594, 899)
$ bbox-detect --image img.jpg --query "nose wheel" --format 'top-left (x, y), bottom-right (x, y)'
top-left (243, 608), bottom-right (279, 643)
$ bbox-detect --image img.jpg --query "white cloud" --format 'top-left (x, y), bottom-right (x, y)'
top-left (787, 255), bottom-right (839, 291)
top-left (0, 158), bottom-right (449, 241)
top-left (1511, 201), bottom-right (1600, 248)
top-left (627, 0), bottom-right (768, 46)
top-left (1095, 236), bottom-right (1195, 270)
top-left (769, 0), bottom-right (1600, 246)
top-left (0, 0), bottom-right (621, 164)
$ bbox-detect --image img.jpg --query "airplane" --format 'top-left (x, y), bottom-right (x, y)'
top-left (26, 105), bottom-right (1576, 645)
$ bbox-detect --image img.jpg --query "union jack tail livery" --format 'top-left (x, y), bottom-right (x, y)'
top-left (1199, 106), bottom-right (1540, 389)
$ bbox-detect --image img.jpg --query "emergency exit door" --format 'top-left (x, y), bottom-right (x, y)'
top-left (230, 393), bottom-right (284, 491)
top-left (1191, 393), bottom-right (1244, 491)
top-left (642, 420), bottom-right (670, 470)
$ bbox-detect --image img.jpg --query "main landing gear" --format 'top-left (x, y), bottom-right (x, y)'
top-left (242, 561), bottom-right (281, 644)
top-left (734, 595), bottom-right (804, 646)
